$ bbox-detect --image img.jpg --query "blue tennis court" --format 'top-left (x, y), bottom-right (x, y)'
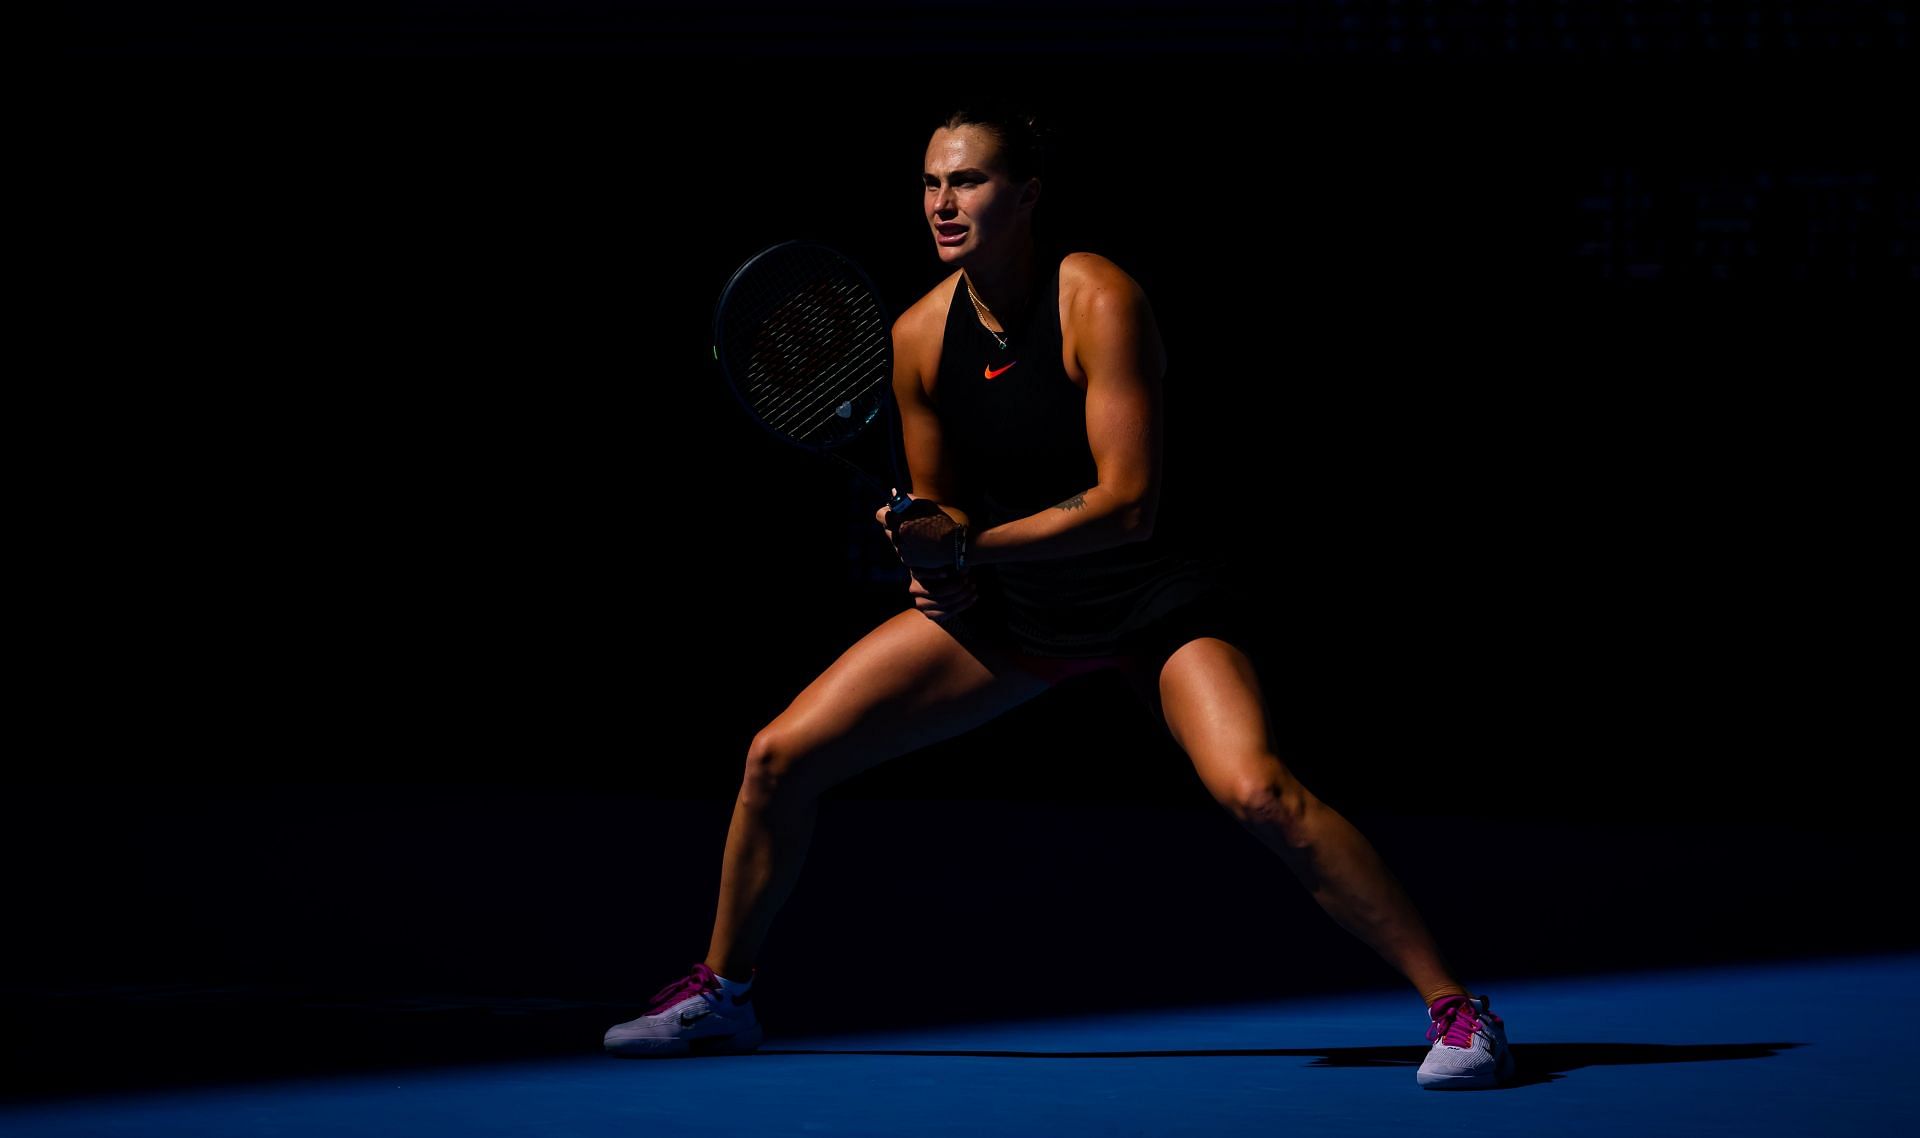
top-left (8, 951), bottom-right (1913, 1136)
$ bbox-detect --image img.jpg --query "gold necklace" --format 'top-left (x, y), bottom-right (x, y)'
top-left (964, 278), bottom-right (1010, 350)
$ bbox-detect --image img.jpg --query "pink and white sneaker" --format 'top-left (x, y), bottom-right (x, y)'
top-left (1417, 992), bottom-right (1515, 1089)
top-left (604, 962), bottom-right (764, 1058)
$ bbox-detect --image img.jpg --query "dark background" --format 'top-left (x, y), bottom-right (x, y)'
top-left (19, 0), bottom-right (1911, 1101)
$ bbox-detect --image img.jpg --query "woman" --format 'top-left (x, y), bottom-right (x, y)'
top-left (605, 103), bottom-right (1514, 1090)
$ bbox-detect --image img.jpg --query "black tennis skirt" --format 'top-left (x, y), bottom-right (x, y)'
top-left (943, 555), bottom-right (1268, 667)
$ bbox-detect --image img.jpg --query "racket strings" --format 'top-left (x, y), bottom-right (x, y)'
top-left (750, 279), bottom-right (883, 432)
top-left (750, 281), bottom-right (886, 442)
top-left (760, 345), bottom-right (887, 440)
top-left (720, 248), bottom-right (889, 448)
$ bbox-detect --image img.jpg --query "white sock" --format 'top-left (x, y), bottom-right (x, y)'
top-left (714, 971), bottom-right (754, 998)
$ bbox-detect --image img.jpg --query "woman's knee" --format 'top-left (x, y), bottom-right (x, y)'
top-left (1216, 758), bottom-right (1314, 842)
top-left (742, 726), bottom-right (798, 805)
top-left (741, 722), bottom-right (841, 806)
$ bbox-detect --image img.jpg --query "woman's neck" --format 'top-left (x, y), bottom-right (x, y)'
top-left (962, 231), bottom-right (1041, 328)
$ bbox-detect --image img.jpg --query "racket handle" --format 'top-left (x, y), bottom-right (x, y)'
top-left (825, 450), bottom-right (916, 524)
top-left (885, 493), bottom-right (942, 537)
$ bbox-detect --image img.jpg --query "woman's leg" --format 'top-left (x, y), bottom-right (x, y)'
top-left (1150, 635), bottom-right (1472, 1006)
top-left (705, 609), bottom-right (1057, 979)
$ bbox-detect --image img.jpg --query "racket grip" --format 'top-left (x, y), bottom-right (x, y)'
top-left (885, 493), bottom-right (941, 536)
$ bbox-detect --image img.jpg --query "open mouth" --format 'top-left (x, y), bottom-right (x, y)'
top-left (935, 225), bottom-right (968, 244)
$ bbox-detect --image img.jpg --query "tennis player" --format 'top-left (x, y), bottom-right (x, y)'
top-left (606, 101), bottom-right (1514, 1090)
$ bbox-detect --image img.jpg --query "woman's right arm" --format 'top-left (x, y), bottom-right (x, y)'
top-left (890, 309), bottom-right (967, 522)
top-left (884, 307), bottom-right (977, 620)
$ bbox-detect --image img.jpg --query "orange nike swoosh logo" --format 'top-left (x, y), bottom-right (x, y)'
top-left (984, 361), bottom-right (1017, 379)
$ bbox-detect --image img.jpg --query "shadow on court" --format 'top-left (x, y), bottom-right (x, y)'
top-left (3, 975), bottom-right (1810, 1103)
top-left (760, 1040), bottom-right (1807, 1091)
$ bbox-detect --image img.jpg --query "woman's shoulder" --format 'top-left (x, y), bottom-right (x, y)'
top-left (892, 270), bottom-right (968, 376)
top-left (901, 269), bottom-right (968, 327)
top-left (1058, 251), bottom-right (1150, 312)
top-left (1058, 249), bottom-right (1125, 277)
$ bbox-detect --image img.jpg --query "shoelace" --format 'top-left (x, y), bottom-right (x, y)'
top-left (644, 963), bottom-right (720, 1015)
top-left (1427, 994), bottom-right (1503, 1049)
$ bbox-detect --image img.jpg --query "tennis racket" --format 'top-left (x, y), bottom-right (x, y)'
top-left (711, 239), bottom-right (944, 538)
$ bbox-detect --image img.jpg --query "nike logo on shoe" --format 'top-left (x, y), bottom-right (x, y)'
top-left (678, 1006), bottom-right (714, 1027)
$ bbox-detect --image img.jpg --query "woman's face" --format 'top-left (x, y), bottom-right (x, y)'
top-left (923, 124), bottom-right (1034, 263)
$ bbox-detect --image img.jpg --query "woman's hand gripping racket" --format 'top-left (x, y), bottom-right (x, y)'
top-left (711, 239), bottom-right (955, 551)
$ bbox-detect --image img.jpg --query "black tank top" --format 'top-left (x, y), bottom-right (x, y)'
top-left (932, 251), bottom-right (1227, 657)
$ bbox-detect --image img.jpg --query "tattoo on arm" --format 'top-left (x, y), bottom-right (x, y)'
top-left (1052, 493), bottom-right (1088, 512)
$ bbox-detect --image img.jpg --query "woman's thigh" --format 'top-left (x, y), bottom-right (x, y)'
top-left (753, 609), bottom-right (1060, 795)
top-left (1154, 637), bottom-right (1274, 752)
top-left (1110, 585), bottom-right (1272, 737)
top-left (1152, 635), bottom-right (1286, 807)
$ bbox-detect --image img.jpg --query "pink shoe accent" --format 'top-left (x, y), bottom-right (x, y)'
top-left (644, 963), bottom-right (721, 1014)
top-left (1427, 994), bottom-right (1504, 1049)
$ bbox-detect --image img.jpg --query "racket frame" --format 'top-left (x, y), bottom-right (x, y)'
top-left (710, 239), bottom-right (919, 525)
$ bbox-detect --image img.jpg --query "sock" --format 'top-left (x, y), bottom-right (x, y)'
top-left (714, 971), bottom-right (754, 999)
